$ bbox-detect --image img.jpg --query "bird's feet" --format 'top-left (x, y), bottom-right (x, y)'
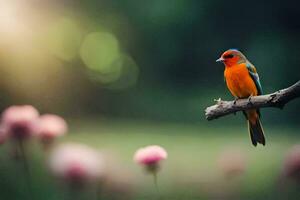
top-left (233, 98), bottom-right (239, 115)
top-left (247, 95), bottom-right (253, 105)
top-left (233, 97), bottom-right (238, 105)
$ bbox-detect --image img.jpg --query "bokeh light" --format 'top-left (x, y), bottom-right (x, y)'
top-left (87, 54), bottom-right (139, 88)
top-left (80, 32), bottom-right (121, 74)
top-left (46, 17), bottom-right (83, 61)
top-left (105, 54), bottom-right (139, 89)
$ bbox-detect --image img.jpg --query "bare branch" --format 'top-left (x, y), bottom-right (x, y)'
top-left (205, 81), bottom-right (300, 121)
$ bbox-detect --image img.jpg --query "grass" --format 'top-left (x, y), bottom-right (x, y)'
top-left (0, 119), bottom-right (300, 200)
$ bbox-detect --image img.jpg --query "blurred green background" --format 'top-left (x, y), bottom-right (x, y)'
top-left (0, 0), bottom-right (299, 199)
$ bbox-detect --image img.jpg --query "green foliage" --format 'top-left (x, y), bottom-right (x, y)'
top-left (0, 0), bottom-right (299, 123)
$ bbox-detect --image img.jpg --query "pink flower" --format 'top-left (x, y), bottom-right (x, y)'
top-left (49, 143), bottom-right (105, 184)
top-left (1, 105), bottom-right (39, 140)
top-left (282, 145), bottom-right (300, 181)
top-left (134, 145), bottom-right (167, 166)
top-left (36, 114), bottom-right (68, 142)
top-left (218, 150), bottom-right (246, 178)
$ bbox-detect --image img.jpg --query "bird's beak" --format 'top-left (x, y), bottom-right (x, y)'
top-left (216, 57), bottom-right (224, 62)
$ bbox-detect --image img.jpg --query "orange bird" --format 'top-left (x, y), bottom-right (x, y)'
top-left (216, 49), bottom-right (265, 146)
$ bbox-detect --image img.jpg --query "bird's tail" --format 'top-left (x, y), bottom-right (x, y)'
top-left (248, 118), bottom-right (265, 146)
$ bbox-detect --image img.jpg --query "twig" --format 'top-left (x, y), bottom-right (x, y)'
top-left (205, 81), bottom-right (300, 121)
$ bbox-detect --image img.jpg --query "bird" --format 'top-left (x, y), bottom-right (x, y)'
top-left (216, 49), bottom-right (265, 146)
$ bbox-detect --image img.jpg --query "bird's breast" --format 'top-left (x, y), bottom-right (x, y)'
top-left (224, 64), bottom-right (258, 98)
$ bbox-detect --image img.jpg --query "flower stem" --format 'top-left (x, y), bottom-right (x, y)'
top-left (153, 172), bottom-right (158, 189)
top-left (18, 140), bottom-right (34, 199)
top-left (153, 172), bottom-right (161, 198)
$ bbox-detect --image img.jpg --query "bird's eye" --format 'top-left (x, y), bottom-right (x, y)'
top-left (224, 54), bottom-right (234, 59)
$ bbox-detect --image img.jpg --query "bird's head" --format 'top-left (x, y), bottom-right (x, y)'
top-left (216, 49), bottom-right (247, 67)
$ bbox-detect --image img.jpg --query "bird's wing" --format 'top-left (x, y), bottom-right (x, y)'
top-left (246, 62), bottom-right (263, 95)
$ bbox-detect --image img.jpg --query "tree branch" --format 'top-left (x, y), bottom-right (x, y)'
top-left (205, 81), bottom-right (300, 121)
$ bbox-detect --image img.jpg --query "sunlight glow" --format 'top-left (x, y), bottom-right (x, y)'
top-left (0, 1), bottom-right (28, 37)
